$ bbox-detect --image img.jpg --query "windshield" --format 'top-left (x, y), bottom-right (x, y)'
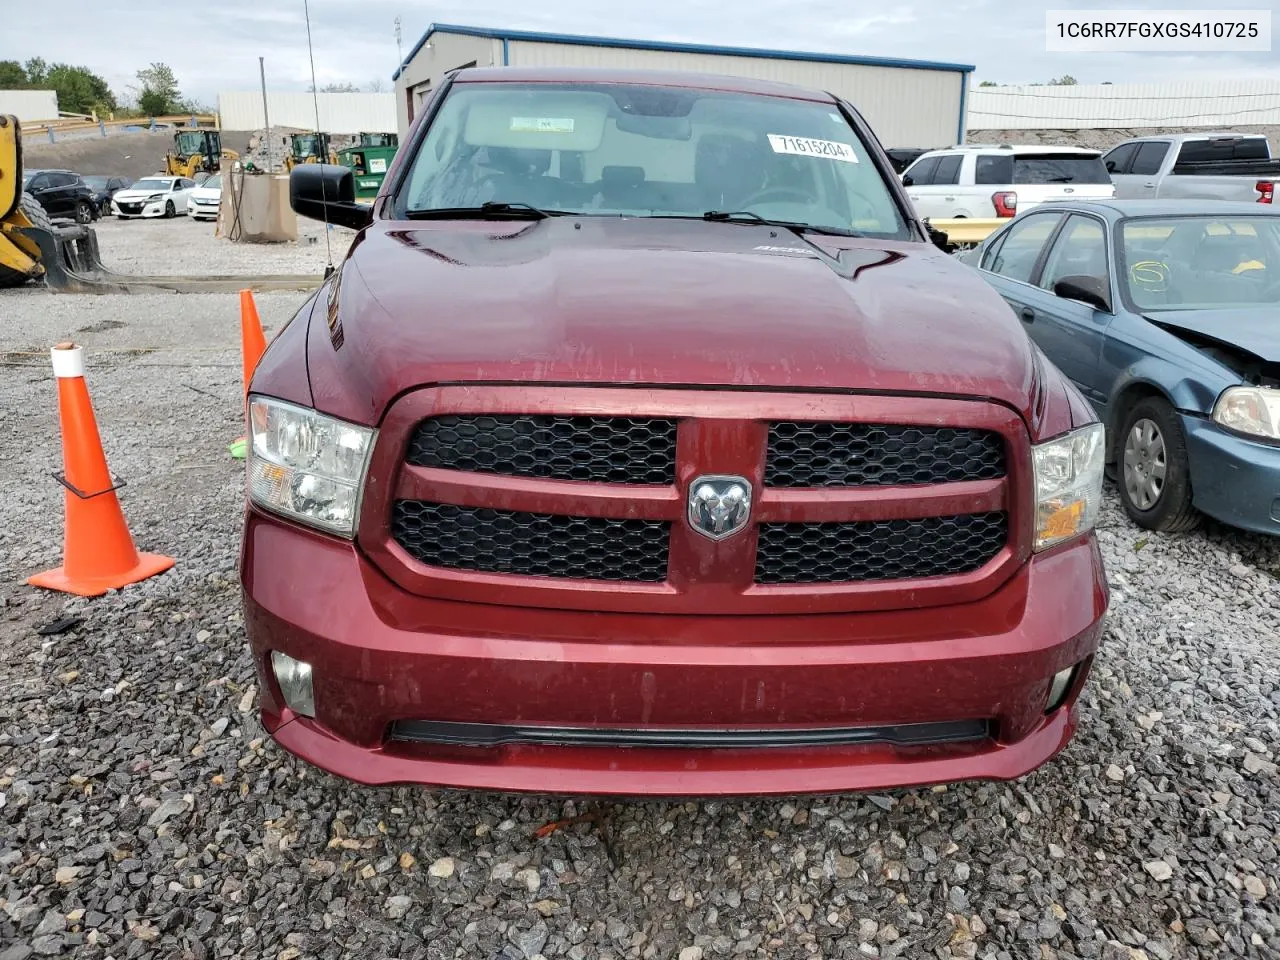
top-left (202, 174), bottom-right (222, 190)
top-left (1120, 216), bottom-right (1280, 310)
top-left (133, 179), bottom-right (172, 190)
top-left (293, 135), bottom-right (324, 157)
top-left (399, 82), bottom-right (910, 238)
top-left (175, 132), bottom-right (207, 155)
top-left (81, 176), bottom-right (108, 189)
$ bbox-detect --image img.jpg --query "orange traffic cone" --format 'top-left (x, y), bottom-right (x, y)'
top-left (230, 289), bottom-right (268, 460)
top-left (240, 289), bottom-right (267, 394)
top-left (27, 343), bottom-right (175, 597)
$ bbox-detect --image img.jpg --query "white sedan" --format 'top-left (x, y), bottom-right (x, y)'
top-left (187, 174), bottom-right (222, 221)
top-left (111, 176), bottom-right (197, 219)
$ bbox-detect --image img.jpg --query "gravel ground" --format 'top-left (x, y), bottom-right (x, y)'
top-left (89, 214), bottom-right (356, 277)
top-left (2, 288), bottom-right (1279, 960)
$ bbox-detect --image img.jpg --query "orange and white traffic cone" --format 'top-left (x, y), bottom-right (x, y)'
top-left (27, 343), bottom-right (175, 597)
top-left (240, 288), bottom-right (267, 393)
top-left (230, 289), bottom-right (268, 460)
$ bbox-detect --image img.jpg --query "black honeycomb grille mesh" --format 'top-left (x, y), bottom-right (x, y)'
top-left (406, 415), bottom-right (677, 484)
top-left (755, 512), bottom-right (1008, 584)
top-left (391, 502), bottom-right (670, 582)
top-left (766, 422), bottom-right (1005, 487)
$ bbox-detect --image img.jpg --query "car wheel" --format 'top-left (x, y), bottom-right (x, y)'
top-left (1117, 397), bottom-right (1199, 533)
top-left (165, 201), bottom-right (175, 219)
top-left (74, 200), bottom-right (92, 224)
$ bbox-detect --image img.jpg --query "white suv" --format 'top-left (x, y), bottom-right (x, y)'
top-left (901, 145), bottom-right (1115, 221)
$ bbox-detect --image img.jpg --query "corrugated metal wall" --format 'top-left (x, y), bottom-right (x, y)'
top-left (0, 90), bottom-right (60, 123)
top-left (217, 92), bottom-right (397, 133)
top-left (506, 41), bottom-right (961, 147)
top-left (969, 80), bottom-right (1280, 130)
top-left (395, 33), bottom-right (502, 135)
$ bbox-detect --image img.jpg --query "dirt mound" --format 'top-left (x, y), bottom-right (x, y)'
top-left (22, 130), bottom-right (255, 181)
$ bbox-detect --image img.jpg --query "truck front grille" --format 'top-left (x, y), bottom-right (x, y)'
top-left (406, 415), bottom-right (677, 484)
top-left (765, 422), bottom-right (1005, 487)
top-left (755, 512), bottom-right (1009, 585)
top-left (373, 390), bottom-right (1026, 611)
top-left (391, 501), bottom-right (670, 582)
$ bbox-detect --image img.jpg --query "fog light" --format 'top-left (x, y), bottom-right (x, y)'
top-left (271, 651), bottom-right (315, 717)
top-left (1046, 666), bottom-right (1075, 713)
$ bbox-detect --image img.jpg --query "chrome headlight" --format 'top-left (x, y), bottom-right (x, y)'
top-left (247, 396), bottom-right (375, 537)
top-left (1032, 423), bottom-right (1105, 552)
top-left (1213, 386), bottom-right (1280, 440)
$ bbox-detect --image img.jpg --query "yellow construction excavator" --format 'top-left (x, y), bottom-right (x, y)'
top-left (165, 129), bottom-right (240, 179)
top-left (284, 132), bottom-right (338, 171)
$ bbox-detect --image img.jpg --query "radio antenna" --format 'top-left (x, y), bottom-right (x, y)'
top-left (303, 0), bottom-right (335, 276)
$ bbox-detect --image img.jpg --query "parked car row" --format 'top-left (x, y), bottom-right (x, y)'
top-left (899, 132), bottom-right (1279, 223)
top-left (20, 168), bottom-right (223, 223)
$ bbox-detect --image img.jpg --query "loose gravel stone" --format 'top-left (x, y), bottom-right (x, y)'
top-left (2, 278), bottom-right (1279, 960)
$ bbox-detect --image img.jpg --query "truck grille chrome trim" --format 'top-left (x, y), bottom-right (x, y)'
top-left (388, 718), bottom-right (991, 749)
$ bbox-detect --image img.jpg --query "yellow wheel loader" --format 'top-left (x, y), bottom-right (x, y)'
top-left (165, 129), bottom-right (240, 179)
top-left (283, 132), bottom-right (337, 171)
top-left (0, 114), bottom-right (108, 289)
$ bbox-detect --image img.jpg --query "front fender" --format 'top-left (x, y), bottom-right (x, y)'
top-left (1107, 356), bottom-right (1230, 418)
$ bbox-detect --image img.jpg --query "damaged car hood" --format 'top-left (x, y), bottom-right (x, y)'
top-left (1144, 308), bottom-right (1280, 364)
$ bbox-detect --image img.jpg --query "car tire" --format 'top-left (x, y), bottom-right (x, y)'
top-left (74, 200), bottom-right (93, 224)
top-left (164, 201), bottom-right (175, 219)
top-left (1116, 396), bottom-right (1199, 533)
top-left (0, 193), bottom-right (55, 288)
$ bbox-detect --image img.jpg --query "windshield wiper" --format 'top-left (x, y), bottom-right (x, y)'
top-left (702, 210), bottom-right (861, 237)
top-left (404, 201), bottom-right (569, 220)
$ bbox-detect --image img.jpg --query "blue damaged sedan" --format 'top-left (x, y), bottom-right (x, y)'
top-left (961, 199), bottom-right (1280, 535)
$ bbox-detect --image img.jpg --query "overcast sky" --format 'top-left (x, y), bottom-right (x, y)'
top-left (4, 0), bottom-right (1279, 106)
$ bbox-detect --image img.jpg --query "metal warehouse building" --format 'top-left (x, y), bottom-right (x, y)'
top-left (392, 23), bottom-right (973, 148)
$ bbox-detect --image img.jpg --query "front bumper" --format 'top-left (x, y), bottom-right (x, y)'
top-left (242, 511), bottom-right (1108, 796)
top-left (112, 199), bottom-right (170, 218)
top-left (1183, 414), bottom-right (1280, 535)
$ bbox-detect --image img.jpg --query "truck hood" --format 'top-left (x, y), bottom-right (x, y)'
top-left (312, 217), bottom-right (1039, 424)
top-left (1144, 308), bottom-right (1280, 364)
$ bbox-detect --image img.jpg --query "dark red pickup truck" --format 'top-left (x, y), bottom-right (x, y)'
top-left (240, 66), bottom-right (1109, 796)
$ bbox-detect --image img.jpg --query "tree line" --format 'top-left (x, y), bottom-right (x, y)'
top-left (978, 76), bottom-right (1114, 87)
top-left (1, 57), bottom-right (204, 117)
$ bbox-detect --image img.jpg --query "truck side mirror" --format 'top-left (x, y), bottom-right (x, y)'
top-left (290, 164), bottom-right (373, 231)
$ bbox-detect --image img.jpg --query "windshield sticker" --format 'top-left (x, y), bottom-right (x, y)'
top-left (369, 158), bottom-right (387, 173)
top-left (829, 113), bottom-right (844, 123)
top-left (509, 117), bottom-right (576, 134)
top-left (767, 134), bottom-right (857, 163)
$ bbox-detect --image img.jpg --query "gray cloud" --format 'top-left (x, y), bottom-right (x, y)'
top-left (3, 0), bottom-right (1278, 107)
